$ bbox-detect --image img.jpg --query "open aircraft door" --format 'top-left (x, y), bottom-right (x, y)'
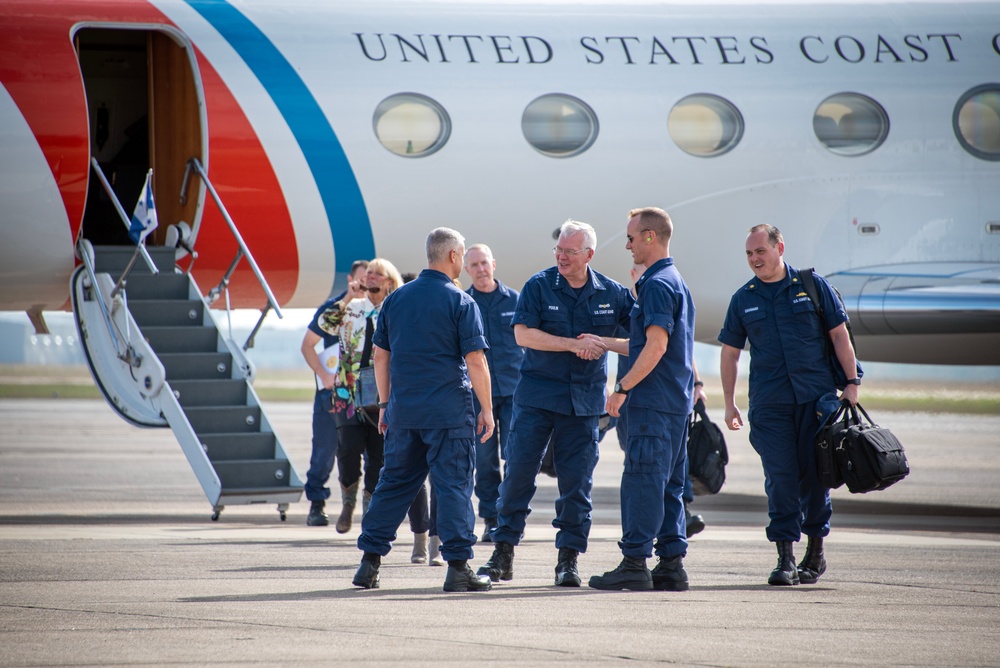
top-left (75, 26), bottom-right (204, 247)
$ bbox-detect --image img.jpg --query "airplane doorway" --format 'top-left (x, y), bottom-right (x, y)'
top-left (76, 27), bottom-right (203, 247)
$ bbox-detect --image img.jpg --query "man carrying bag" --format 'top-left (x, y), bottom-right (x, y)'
top-left (719, 224), bottom-right (860, 587)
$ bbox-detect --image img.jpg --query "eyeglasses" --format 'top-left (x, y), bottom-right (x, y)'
top-left (626, 229), bottom-right (652, 244)
top-left (552, 246), bottom-right (591, 256)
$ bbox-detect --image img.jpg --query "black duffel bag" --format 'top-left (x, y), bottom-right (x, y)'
top-left (688, 399), bottom-right (728, 495)
top-left (816, 402), bottom-right (909, 494)
top-left (814, 403), bottom-right (850, 489)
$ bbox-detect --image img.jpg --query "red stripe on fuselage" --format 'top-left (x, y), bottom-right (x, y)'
top-left (0, 0), bottom-right (298, 306)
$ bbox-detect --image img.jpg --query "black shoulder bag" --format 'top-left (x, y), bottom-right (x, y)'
top-left (687, 399), bottom-right (729, 495)
top-left (353, 315), bottom-right (380, 425)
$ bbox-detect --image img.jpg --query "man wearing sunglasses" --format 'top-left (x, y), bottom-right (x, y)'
top-left (480, 220), bottom-right (633, 588)
top-left (589, 207), bottom-right (696, 592)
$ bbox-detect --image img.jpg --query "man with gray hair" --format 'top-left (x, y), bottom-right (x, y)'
top-left (480, 220), bottom-right (634, 587)
top-left (352, 227), bottom-right (495, 592)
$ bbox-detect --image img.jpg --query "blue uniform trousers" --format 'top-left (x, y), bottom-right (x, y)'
top-left (620, 407), bottom-right (689, 559)
top-left (474, 394), bottom-right (512, 520)
top-left (748, 402), bottom-right (832, 542)
top-left (358, 427), bottom-right (477, 561)
top-left (492, 404), bottom-right (600, 552)
top-left (304, 389), bottom-right (338, 502)
top-left (616, 401), bottom-right (694, 504)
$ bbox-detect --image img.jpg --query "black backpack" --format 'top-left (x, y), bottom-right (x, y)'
top-left (799, 268), bottom-right (863, 390)
top-left (688, 399), bottom-right (728, 495)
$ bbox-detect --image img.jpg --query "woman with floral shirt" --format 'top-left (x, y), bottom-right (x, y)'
top-left (319, 259), bottom-right (431, 560)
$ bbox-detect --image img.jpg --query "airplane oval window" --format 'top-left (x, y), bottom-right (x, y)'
top-left (373, 93), bottom-right (451, 157)
top-left (668, 94), bottom-right (744, 157)
top-left (522, 94), bottom-right (599, 158)
top-left (813, 93), bottom-right (889, 156)
top-left (954, 84), bottom-right (1000, 161)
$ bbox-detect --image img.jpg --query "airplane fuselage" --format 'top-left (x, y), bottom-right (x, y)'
top-left (1, 0), bottom-right (998, 363)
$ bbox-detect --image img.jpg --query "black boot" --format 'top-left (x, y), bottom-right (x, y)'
top-left (685, 504), bottom-right (705, 538)
top-left (588, 556), bottom-right (653, 591)
top-left (768, 541), bottom-right (800, 586)
top-left (352, 553), bottom-right (380, 589)
top-left (651, 554), bottom-right (689, 591)
top-left (477, 540), bottom-right (514, 582)
top-left (554, 547), bottom-right (581, 587)
top-left (306, 500), bottom-right (329, 527)
top-left (481, 518), bottom-right (497, 543)
top-left (444, 560), bottom-right (493, 592)
top-left (797, 536), bottom-right (827, 584)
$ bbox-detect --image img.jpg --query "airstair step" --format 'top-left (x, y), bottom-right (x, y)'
top-left (186, 405), bottom-right (262, 434)
top-left (123, 273), bottom-right (190, 300)
top-left (130, 300), bottom-right (204, 328)
top-left (214, 459), bottom-right (292, 489)
top-left (200, 433), bottom-right (276, 461)
top-left (170, 379), bottom-right (247, 407)
top-left (141, 326), bottom-right (219, 353)
top-left (160, 352), bottom-right (234, 380)
top-left (92, 245), bottom-right (177, 274)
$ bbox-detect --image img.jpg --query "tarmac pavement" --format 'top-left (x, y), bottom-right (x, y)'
top-left (1, 398), bottom-right (999, 666)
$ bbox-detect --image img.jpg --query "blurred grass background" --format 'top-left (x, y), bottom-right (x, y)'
top-left (3, 364), bottom-right (997, 414)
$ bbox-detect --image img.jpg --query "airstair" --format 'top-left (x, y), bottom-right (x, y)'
top-left (71, 159), bottom-right (303, 521)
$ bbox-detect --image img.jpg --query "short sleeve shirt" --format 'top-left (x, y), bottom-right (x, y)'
top-left (308, 295), bottom-right (342, 391)
top-left (373, 269), bottom-right (489, 429)
top-left (628, 258), bottom-right (696, 415)
top-left (718, 264), bottom-right (847, 406)
top-left (467, 279), bottom-right (523, 398)
top-left (512, 266), bottom-right (634, 416)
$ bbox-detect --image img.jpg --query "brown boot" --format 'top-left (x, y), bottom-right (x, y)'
top-left (336, 482), bottom-right (358, 534)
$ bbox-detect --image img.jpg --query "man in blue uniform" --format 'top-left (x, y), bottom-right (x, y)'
top-left (352, 227), bottom-right (495, 593)
top-left (299, 260), bottom-right (368, 526)
top-left (480, 220), bottom-right (634, 587)
top-left (464, 244), bottom-right (523, 542)
top-left (719, 224), bottom-right (860, 586)
top-left (589, 207), bottom-right (696, 591)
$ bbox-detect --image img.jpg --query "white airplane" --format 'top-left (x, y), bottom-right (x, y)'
top-left (2, 0), bottom-right (999, 365)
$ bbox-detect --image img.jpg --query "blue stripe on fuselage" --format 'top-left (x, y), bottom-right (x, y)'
top-left (184, 0), bottom-right (374, 283)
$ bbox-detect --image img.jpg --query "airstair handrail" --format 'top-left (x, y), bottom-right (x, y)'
top-left (181, 158), bottom-right (283, 350)
top-left (89, 157), bottom-right (159, 279)
top-left (75, 238), bottom-right (142, 368)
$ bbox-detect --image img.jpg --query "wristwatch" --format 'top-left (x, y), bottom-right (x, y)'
top-left (613, 382), bottom-right (628, 395)
top-left (845, 378), bottom-right (861, 386)
top-left (377, 401), bottom-right (389, 409)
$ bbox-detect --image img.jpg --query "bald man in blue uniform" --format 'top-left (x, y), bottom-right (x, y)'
top-left (352, 227), bottom-right (495, 593)
top-left (479, 220), bottom-right (633, 588)
top-left (589, 207), bottom-right (696, 592)
top-left (464, 244), bottom-right (523, 542)
top-left (719, 224), bottom-right (860, 586)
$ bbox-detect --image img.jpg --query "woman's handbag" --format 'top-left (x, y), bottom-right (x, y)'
top-left (354, 365), bottom-right (379, 412)
top-left (351, 314), bottom-right (382, 427)
top-left (815, 401), bottom-right (909, 493)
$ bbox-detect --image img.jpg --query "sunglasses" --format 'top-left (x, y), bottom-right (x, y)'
top-left (363, 286), bottom-right (381, 293)
top-left (626, 229), bottom-right (652, 244)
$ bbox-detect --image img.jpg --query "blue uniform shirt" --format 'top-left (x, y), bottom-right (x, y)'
top-left (512, 266), bottom-right (634, 416)
top-left (308, 295), bottom-right (343, 392)
top-left (628, 258), bottom-right (695, 415)
top-left (718, 264), bottom-right (847, 406)
top-left (373, 269), bottom-right (489, 429)
top-left (467, 279), bottom-right (523, 398)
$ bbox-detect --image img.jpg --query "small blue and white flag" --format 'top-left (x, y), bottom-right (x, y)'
top-left (128, 169), bottom-right (158, 245)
